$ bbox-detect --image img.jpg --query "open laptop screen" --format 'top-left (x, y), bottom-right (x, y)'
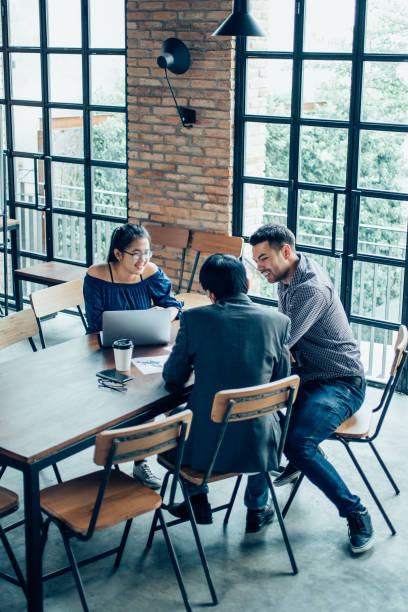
top-left (100, 309), bottom-right (171, 347)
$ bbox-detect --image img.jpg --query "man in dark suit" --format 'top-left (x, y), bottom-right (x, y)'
top-left (162, 253), bottom-right (291, 532)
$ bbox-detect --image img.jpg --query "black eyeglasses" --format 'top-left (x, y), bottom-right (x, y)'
top-left (122, 249), bottom-right (153, 260)
top-left (97, 378), bottom-right (128, 392)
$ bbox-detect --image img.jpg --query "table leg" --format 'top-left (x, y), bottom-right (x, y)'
top-left (24, 465), bottom-right (43, 611)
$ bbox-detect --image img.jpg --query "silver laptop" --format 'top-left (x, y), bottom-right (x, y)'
top-left (100, 309), bottom-right (172, 347)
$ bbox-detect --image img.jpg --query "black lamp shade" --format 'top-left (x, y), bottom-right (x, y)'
top-left (157, 38), bottom-right (191, 75)
top-left (212, 0), bottom-right (265, 37)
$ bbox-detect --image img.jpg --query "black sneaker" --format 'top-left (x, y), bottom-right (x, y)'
top-left (245, 504), bottom-right (275, 533)
top-left (169, 494), bottom-right (213, 525)
top-left (347, 509), bottom-right (374, 553)
top-left (274, 463), bottom-right (301, 487)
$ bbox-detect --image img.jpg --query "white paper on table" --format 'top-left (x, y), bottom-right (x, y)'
top-left (132, 354), bottom-right (168, 374)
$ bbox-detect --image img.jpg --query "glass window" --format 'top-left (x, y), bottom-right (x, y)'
top-left (52, 162), bottom-right (85, 211)
top-left (90, 55), bottom-right (125, 106)
top-left (15, 208), bottom-right (46, 254)
top-left (12, 105), bottom-right (43, 152)
top-left (297, 190), bottom-right (345, 251)
top-left (351, 322), bottom-right (398, 381)
top-left (8, 0), bottom-right (40, 46)
top-left (93, 218), bottom-right (118, 263)
top-left (358, 197), bottom-right (408, 259)
top-left (0, 56), bottom-right (4, 98)
top-left (91, 111), bottom-right (126, 162)
top-left (359, 130), bottom-right (408, 192)
top-left (10, 53), bottom-right (42, 101)
top-left (247, 0), bottom-right (295, 52)
top-left (46, 0), bottom-right (82, 47)
top-left (49, 54), bottom-right (83, 104)
top-left (301, 61), bottom-right (352, 121)
top-left (365, 0), bottom-right (408, 54)
top-left (299, 126), bottom-right (348, 186)
top-left (352, 261), bottom-right (404, 323)
top-left (242, 242), bottom-right (279, 302)
top-left (245, 122), bottom-right (290, 180)
top-left (14, 157), bottom-right (44, 204)
top-left (92, 166), bottom-right (126, 217)
top-left (89, 0), bottom-right (125, 48)
top-left (361, 62), bottom-right (408, 124)
top-left (246, 59), bottom-right (292, 117)
top-left (243, 183), bottom-right (288, 237)
top-left (303, 0), bottom-right (355, 52)
top-left (53, 213), bottom-right (86, 262)
top-left (50, 108), bottom-right (84, 158)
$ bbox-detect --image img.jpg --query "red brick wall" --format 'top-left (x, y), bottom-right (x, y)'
top-left (126, 1), bottom-right (235, 289)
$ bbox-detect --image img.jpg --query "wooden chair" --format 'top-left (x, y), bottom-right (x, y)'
top-left (176, 231), bottom-right (244, 310)
top-left (282, 325), bottom-right (408, 535)
top-left (39, 410), bottom-right (208, 612)
top-left (29, 279), bottom-right (87, 348)
top-left (145, 223), bottom-right (189, 293)
top-left (0, 308), bottom-right (38, 352)
top-left (0, 486), bottom-right (27, 597)
top-left (147, 375), bottom-right (300, 578)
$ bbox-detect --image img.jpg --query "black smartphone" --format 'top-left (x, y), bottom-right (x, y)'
top-left (96, 369), bottom-right (133, 384)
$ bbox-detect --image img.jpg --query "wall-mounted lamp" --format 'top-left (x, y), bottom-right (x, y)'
top-left (157, 38), bottom-right (196, 128)
top-left (212, 0), bottom-right (265, 37)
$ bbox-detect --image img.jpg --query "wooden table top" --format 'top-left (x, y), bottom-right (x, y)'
top-left (0, 326), bottom-right (189, 464)
top-left (0, 218), bottom-right (19, 230)
top-left (14, 260), bottom-right (86, 284)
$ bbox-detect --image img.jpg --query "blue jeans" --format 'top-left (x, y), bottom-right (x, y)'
top-left (284, 378), bottom-right (366, 517)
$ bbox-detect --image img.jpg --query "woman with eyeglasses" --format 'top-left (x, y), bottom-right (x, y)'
top-left (83, 223), bottom-right (182, 489)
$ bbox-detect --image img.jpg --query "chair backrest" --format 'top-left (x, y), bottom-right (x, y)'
top-left (186, 231), bottom-right (244, 292)
top-left (30, 279), bottom-right (87, 348)
top-left (94, 409), bottom-right (193, 466)
top-left (0, 309), bottom-right (38, 351)
top-left (190, 375), bottom-right (300, 487)
top-left (390, 324), bottom-right (408, 377)
top-left (30, 279), bottom-right (84, 319)
top-left (145, 223), bottom-right (190, 292)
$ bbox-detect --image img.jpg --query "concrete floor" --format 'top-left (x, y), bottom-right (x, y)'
top-left (1, 312), bottom-right (408, 611)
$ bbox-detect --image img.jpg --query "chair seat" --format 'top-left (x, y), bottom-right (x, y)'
top-left (14, 261), bottom-right (85, 285)
top-left (40, 470), bottom-right (161, 534)
top-left (334, 401), bottom-right (373, 439)
top-left (158, 456), bottom-right (240, 485)
top-left (0, 486), bottom-right (19, 518)
top-left (176, 292), bottom-right (211, 311)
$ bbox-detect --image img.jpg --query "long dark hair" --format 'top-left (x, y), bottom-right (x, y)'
top-left (107, 223), bottom-right (150, 263)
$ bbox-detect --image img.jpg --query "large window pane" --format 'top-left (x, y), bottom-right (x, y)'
top-left (47, 0), bottom-right (82, 47)
top-left (359, 130), bottom-right (408, 192)
top-left (303, 0), bottom-right (355, 52)
top-left (245, 123), bottom-right (290, 180)
top-left (14, 157), bottom-right (45, 205)
top-left (90, 55), bottom-right (125, 106)
top-left (92, 166), bottom-right (126, 218)
top-left (52, 162), bottom-right (84, 211)
top-left (243, 183), bottom-right (288, 237)
top-left (361, 62), bottom-right (408, 124)
top-left (351, 322), bottom-right (399, 382)
top-left (91, 112), bottom-right (125, 162)
top-left (0, 56), bottom-right (4, 98)
top-left (93, 218), bottom-right (118, 263)
top-left (246, 59), bottom-right (292, 116)
top-left (49, 54), bottom-right (83, 104)
top-left (12, 105), bottom-right (43, 152)
top-left (15, 208), bottom-right (46, 255)
top-left (10, 53), bottom-right (42, 101)
top-left (365, 0), bottom-right (408, 53)
top-left (8, 0), bottom-right (40, 46)
top-left (300, 126), bottom-right (348, 185)
top-left (247, 0), bottom-right (295, 52)
top-left (53, 213), bottom-right (85, 262)
top-left (358, 197), bottom-right (408, 259)
top-left (297, 190), bottom-right (345, 251)
top-left (50, 109), bottom-right (84, 158)
top-left (302, 61), bottom-right (352, 121)
top-left (352, 261), bottom-right (404, 323)
top-left (89, 0), bottom-right (125, 48)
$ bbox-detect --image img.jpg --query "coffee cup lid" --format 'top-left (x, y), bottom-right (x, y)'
top-left (112, 338), bottom-right (134, 349)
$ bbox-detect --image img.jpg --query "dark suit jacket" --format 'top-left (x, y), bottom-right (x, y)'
top-left (163, 293), bottom-right (291, 473)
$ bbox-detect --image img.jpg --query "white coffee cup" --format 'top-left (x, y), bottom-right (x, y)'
top-left (112, 338), bottom-right (134, 372)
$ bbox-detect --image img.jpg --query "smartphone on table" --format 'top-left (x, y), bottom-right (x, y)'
top-left (96, 369), bottom-right (133, 384)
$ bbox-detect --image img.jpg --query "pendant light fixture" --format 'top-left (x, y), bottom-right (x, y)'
top-left (212, 0), bottom-right (265, 37)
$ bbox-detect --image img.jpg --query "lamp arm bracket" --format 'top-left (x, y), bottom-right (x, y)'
top-left (165, 68), bottom-right (195, 128)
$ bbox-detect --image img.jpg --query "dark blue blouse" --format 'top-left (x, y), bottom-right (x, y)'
top-left (83, 268), bottom-right (183, 333)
